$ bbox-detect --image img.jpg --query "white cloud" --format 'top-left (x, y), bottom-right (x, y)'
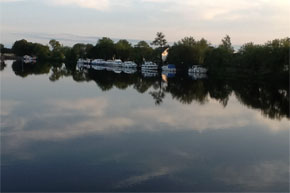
top-left (0, 0), bottom-right (24, 2)
top-left (1, 0), bottom-right (289, 44)
top-left (50, 0), bottom-right (110, 11)
top-left (217, 161), bottom-right (289, 190)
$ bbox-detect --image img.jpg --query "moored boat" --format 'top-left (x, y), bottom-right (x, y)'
top-left (162, 64), bottom-right (176, 72)
top-left (23, 55), bottom-right (37, 64)
top-left (123, 61), bottom-right (137, 68)
top-left (91, 59), bottom-right (105, 65)
top-left (141, 61), bottom-right (158, 70)
top-left (188, 65), bottom-right (208, 73)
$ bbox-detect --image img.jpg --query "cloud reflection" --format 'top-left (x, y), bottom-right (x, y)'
top-left (1, 94), bottom-right (289, 147)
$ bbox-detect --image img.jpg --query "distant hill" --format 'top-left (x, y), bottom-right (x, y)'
top-left (1, 32), bottom-right (150, 48)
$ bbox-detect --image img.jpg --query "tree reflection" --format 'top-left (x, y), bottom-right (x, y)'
top-left (0, 60), bottom-right (6, 71)
top-left (9, 61), bottom-right (289, 120)
top-left (12, 60), bottom-right (51, 77)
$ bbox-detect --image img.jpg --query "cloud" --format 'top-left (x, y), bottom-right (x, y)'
top-left (2, 94), bottom-right (288, 150)
top-left (0, 0), bottom-right (24, 2)
top-left (115, 167), bottom-right (173, 188)
top-left (1, 0), bottom-right (289, 44)
top-left (216, 161), bottom-right (289, 190)
top-left (50, 0), bottom-right (110, 11)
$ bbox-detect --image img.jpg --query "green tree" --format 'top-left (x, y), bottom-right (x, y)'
top-left (0, 44), bottom-right (3, 52)
top-left (0, 44), bottom-right (12, 54)
top-left (49, 39), bottom-right (61, 50)
top-left (32, 43), bottom-right (50, 60)
top-left (219, 35), bottom-right (234, 54)
top-left (12, 39), bottom-right (32, 56)
top-left (151, 32), bottom-right (167, 48)
top-left (115, 39), bottom-right (132, 61)
top-left (136, 41), bottom-right (150, 48)
top-left (49, 39), bottom-right (65, 61)
top-left (92, 37), bottom-right (115, 60)
top-left (204, 35), bottom-right (234, 73)
top-left (167, 37), bottom-right (210, 68)
top-left (133, 41), bottom-right (153, 64)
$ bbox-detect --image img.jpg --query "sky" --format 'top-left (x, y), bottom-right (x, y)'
top-left (0, 0), bottom-right (289, 47)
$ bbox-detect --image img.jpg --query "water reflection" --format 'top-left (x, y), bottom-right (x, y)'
top-left (9, 60), bottom-right (288, 120)
top-left (1, 60), bottom-right (289, 192)
top-left (0, 60), bottom-right (7, 71)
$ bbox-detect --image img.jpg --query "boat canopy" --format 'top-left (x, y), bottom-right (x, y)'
top-left (168, 64), bottom-right (176, 69)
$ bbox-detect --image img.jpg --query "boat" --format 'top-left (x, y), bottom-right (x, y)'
top-left (162, 64), bottom-right (176, 72)
top-left (141, 69), bottom-right (158, 77)
top-left (188, 65), bottom-right (208, 73)
top-left (123, 61), bottom-right (137, 68)
top-left (188, 73), bottom-right (207, 80)
top-left (91, 59), bottom-right (105, 65)
top-left (23, 55), bottom-right (37, 64)
top-left (77, 59), bottom-right (91, 65)
top-left (91, 65), bottom-right (106, 71)
top-left (162, 71), bottom-right (176, 78)
top-left (123, 68), bottom-right (137, 74)
top-left (112, 59), bottom-right (123, 67)
top-left (141, 61), bottom-right (158, 70)
top-left (113, 67), bottom-right (122, 74)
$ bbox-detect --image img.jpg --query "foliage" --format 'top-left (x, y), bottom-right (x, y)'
top-left (12, 39), bottom-right (50, 60)
top-left (49, 39), bottom-right (65, 61)
top-left (132, 41), bottom-right (153, 64)
top-left (8, 34), bottom-right (290, 78)
top-left (167, 37), bottom-right (210, 68)
top-left (236, 38), bottom-right (289, 74)
top-left (0, 44), bottom-right (12, 54)
top-left (151, 32), bottom-right (167, 48)
top-left (115, 39), bottom-right (132, 61)
top-left (92, 37), bottom-right (115, 60)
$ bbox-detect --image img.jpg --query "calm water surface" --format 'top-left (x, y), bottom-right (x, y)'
top-left (1, 60), bottom-right (289, 192)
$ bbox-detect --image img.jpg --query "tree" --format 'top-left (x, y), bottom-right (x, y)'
top-left (32, 43), bottom-right (50, 60)
top-left (151, 32), bottom-right (167, 48)
top-left (12, 39), bottom-right (31, 56)
top-left (196, 38), bottom-right (210, 65)
top-left (133, 41), bottom-right (153, 64)
top-left (93, 37), bottom-right (115, 60)
top-left (49, 39), bottom-right (61, 50)
top-left (167, 37), bottom-right (210, 68)
top-left (219, 35), bottom-right (234, 54)
top-left (49, 39), bottom-right (65, 61)
top-left (115, 39), bottom-right (132, 61)
top-left (0, 44), bottom-right (12, 54)
top-left (136, 41), bottom-right (150, 48)
top-left (204, 35), bottom-right (234, 73)
top-left (179, 36), bottom-right (196, 47)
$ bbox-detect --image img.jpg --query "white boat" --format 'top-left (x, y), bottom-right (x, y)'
top-left (142, 61), bottom-right (158, 70)
top-left (91, 59), bottom-right (105, 65)
top-left (123, 61), bottom-right (137, 68)
top-left (123, 68), bottom-right (137, 74)
top-left (162, 71), bottom-right (176, 78)
top-left (188, 73), bottom-right (207, 80)
top-left (92, 65), bottom-right (106, 71)
top-left (112, 59), bottom-right (123, 67)
top-left (23, 55), bottom-right (37, 64)
top-left (78, 58), bottom-right (91, 65)
top-left (162, 64), bottom-right (176, 72)
top-left (188, 65), bottom-right (208, 73)
top-left (141, 69), bottom-right (158, 77)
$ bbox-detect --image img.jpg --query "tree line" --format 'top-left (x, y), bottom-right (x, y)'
top-left (1, 32), bottom-right (289, 76)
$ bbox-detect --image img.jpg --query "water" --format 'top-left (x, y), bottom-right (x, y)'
top-left (1, 60), bottom-right (289, 192)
